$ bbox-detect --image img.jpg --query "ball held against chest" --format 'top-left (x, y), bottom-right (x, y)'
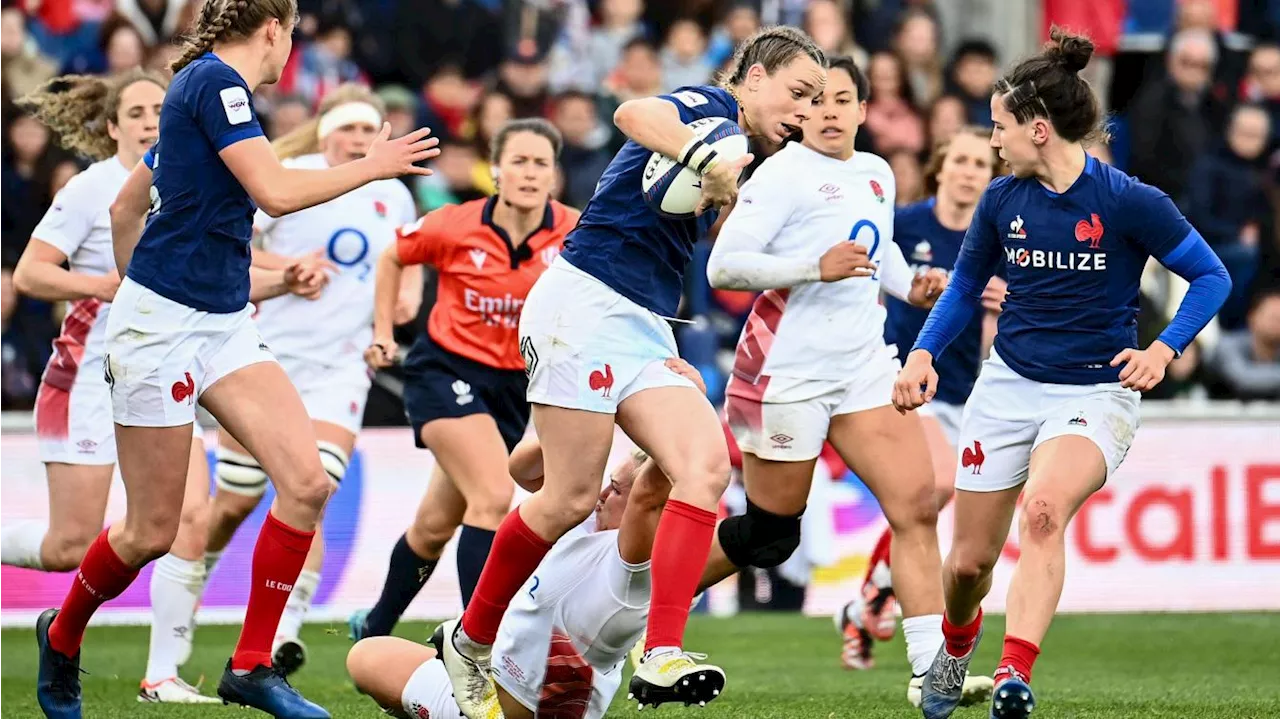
top-left (641, 118), bottom-right (749, 219)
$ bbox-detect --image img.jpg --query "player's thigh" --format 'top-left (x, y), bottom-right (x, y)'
top-left (312, 420), bottom-right (357, 458)
top-left (1022, 435), bottom-right (1106, 540)
top-left (949, 484), bottom-right (1022, 578)
top-left (215, 425), bottom-right (249, 455)
top-left (919, 408), bottom-right (960, 503)
top-left (44, 462), bottom-right (114, 554)
top-left (739, 453), bottom-right (817, 517)
top-left (617, 384), bottom-right (730, 494)
top-left (409, 465), bottom-right (467, 555)
top-left (347, 636), bottom-right (437, 717)
top-left (528, 403), bottom-right (616, 514)
top-left (829, 404), bottom-right (936, 529)
top-left (114, 424), bottom-right (196, 557)
top-left (420, 413), bottom-right (514, 516)
top-left (200, 361), bottom-right (329, 513)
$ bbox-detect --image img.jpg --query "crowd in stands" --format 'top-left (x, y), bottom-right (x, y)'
top-left (4, 0), bottom-right (1279, 414)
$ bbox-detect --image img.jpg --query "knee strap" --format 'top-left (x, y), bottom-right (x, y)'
top-left (215, 447), bottom-right (268, 498)
top-left (717, 499), bottom-right (803, 569)
top-left (317, 441), bottom-right (349, 485)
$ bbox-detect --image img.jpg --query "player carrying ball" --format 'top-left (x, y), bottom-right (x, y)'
top-left (439, 26), bottom-right (827, 717)
top-left (895, 28), bottom-right (1231, 719)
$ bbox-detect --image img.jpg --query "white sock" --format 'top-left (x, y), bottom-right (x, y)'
top-left (145, 554), bottom-right (207, 683)
top-left (643, 645), bottom-right (682, 662)
top-left (276, 570), bottom-right (320, 640)
top-left (203, 549), bottom-right (223, 577)
top-left (902, 614), bottom-right (945, 677)
top-left (868, 561), bottom-right (893, 590)
top-left (1, 521), bottom-right (47, 569)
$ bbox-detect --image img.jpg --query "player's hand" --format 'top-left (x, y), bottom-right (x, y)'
top-left (892, 349), bottom-right (938, 413)
top-left (695, 153), bottom-right (754, 216)
top-left (1110, 341), bottom-right (1176, 391)
top-left (981, 276), bottom-right (1008, 313)
top-left (819, 241), bottom-right (876, 282)
top-left (283, 258), bottom-right (330, 299)
top-left (365, 123), bottom-right (441, 179)
top-left (364, 337), bottom-right (398, 369)
top-left (908, 268), bottom-right (948, 307)
top-left (94, 270), bottom-right (122, 302)
top-left (664, 357), bottom-right (707, 395)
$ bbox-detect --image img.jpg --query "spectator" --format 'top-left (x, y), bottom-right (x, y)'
top-left (1208, 289), bottom-right (1280, 400)
top-left (114, 0), bottom-right (188, 47)
top-left (145, 42), bottom-right (180, 75)
top-left (393, 0), bottom-right (502, 87)
top-left (418, 65), bottom-right (482, 139)
top-left (863, 51), bottom-right (926, 156)
top-left (662, 18), bottom-right (713, 89)
top-left (416, 137), bottom-right (486, 210)
top-left (550, 0), bottom-right (645, 93)
top-left (893, 8), bottom-right (943, 106)
top-left (706, 3), bottom-right (759, 69)
top-left (946, 39), bottom-right (998, 126)
top-left (1241, 43), bottom-right (1280, 152)
top-left (1127, 28), bottom-right (1220, 201)
top-left (277, 13), bottom-right (370, 109)
top-left (101, 15), bottom-right (147, 74)
top-left (2, 108), bottom-right (70, 260)
top-left (888, 150), bottom-right (924, 206)
top-left (1183, 104), bottom-right (1273, 329)
top-left (927, 94), bottom-right (968, 145)
top-left (467, 90), bottom-right (514, 194)
top-left (1, 7), bottom-right (57, 100)
top-left (496, 55), bottom-right (551, 119)
top-left (265, 95), bottom-right (312, 139)
top-left (377, 84), bottom-right (422, 139)
top-left (551, 91), bottom-right (611, 208)
top-left (1, 263), bottom-right (40, 410)
top-left (804, 0), bottom-right (865, 67)
top-left (600, 37), bottom-right (665, 151)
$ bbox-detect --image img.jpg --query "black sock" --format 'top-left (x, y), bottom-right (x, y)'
top-left (365, 534), bottom-right (437, 636)
top-left (456, 524), bottom-right (497, 608)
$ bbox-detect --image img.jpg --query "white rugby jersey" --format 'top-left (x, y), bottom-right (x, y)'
top-left (491, 522), bottom-right (649, 718)
top-left (31, 157), bottom-right (130, 392)
top-left (712, 143), bottom-right (912, 383)
top-left (251, 154), bottom-right (416, 365)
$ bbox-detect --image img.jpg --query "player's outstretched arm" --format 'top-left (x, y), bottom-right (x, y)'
top-left (108, 159), bottom-right (154, 274)
top-left (14, 241), bottom-right (119, 304)
top-left (221, 124), bottom-right (439, 218)
top-left (614, 97), bottom-right (697, 161)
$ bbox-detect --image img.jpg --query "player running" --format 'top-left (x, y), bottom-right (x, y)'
top-left (4, 69), bottom-right (325, 706)
top-left (894, 28), bottom-right (1231, 719)
top-left (32, 0), bottom-right (438, 715)
top-left (348, 360), bottom-right (705, 719)
top-left (353, 118), bottom-right (576, 639)
top-left (193, 83), bottom-right (418, 677)
top-left (837, 126), bottom-right (1006, 676)
top-left (701, 55), bottom-right (992, 708)
top-left (439, 26), bottom-right (826, 716)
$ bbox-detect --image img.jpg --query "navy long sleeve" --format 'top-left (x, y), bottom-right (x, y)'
top-left (1153, 229), bottom-right (1232, 355)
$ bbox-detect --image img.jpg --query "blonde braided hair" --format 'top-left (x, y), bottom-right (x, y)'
top-left (171, 0), bottom-right (296, 74)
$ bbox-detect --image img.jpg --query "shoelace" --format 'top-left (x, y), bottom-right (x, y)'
top-left (931, 653), bottom-right (967, 693)
top-left (49, 655), bottom-right (86, 698)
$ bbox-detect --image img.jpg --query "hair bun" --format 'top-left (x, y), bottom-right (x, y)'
top-left (1047, 25), bottom-right (1094, 74)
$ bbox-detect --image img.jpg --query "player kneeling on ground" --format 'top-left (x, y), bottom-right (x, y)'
top-left (348, 359), bottom-right (714, 719)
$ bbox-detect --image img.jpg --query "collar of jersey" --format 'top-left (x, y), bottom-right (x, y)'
top-left (480, 195), bottom-right (555, 268)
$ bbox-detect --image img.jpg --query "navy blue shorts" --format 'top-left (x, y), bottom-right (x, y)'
top-left (402, 334), bottom-right (530, 452)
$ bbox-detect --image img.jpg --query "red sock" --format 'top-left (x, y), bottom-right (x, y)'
top-left (995, 635), bottom-right (1040, 684)
top-left (864, 526), bottom-right (893, 585)
top-left (644, 500), bottom-right (717, 651)
top-left (942, 608), bottom-right (983, 657)
top-left (48, 529), bottom-right (139, 656)
top-left (461, 509), bottom-right (553, 645)
top-left (231, 512), bottom-right (313, 671)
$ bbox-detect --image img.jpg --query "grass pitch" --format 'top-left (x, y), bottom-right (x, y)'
top-left (2, 612), bottom-right (1278, 718)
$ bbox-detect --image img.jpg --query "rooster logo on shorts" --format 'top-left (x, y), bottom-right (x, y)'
top-left (961, 440), bottom-right (985, 475)
top-left (589, 364), bottom-right (614, 398)
top-left (171, 372), bottom-right (195, 405)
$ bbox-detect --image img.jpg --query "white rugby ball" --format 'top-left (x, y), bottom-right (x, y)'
top-left (641, 117), bottom-right (749, 219)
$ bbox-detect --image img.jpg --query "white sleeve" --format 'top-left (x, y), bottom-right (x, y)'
top-left (30, 175), bottom-right (95, 257)
top-left (878, 239), bottom-right (915, 302)
top-left (707, 159), bottom-right (820, 290)
top-left (395, 180), bottom-right (417, 225)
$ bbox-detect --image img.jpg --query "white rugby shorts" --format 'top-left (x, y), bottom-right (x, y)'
top-left (953, 350), bottom-right (1141, 492)
top-left (520, 258), bottom-right (695, 414)
top-left (277, 355), bottom-right (370, 435)
top-left (105, 278), bottom-right (276, 428)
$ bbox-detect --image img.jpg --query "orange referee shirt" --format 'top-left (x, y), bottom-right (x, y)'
top-left (396, 196), bottom-right (577, 371)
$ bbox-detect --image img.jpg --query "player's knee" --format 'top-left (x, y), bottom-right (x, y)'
top-left (717, 499), bottom-right (803, 569)
top-left (43, 529), bottom-right (97, 571)
top-left (215, 447), bottom-right (269, 500)
top-left (1018, 494), bottom-right (1069, 545)
top-left (948, 548), bottom-right (997, 586)
top-left (884, 483), bottom-right (939, 534)
top-left (346, 638), bottom-right (377, 689)
top-left (122, 514), bottom-right (181, 563)
top-left (545, 483), bottom-right (600, 529)
top-left (179, 495), bottom-right (211, 540)
top-left (408, 514), bottom-right (456, 557)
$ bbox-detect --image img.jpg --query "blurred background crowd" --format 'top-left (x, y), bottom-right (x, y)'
top-left (3, 0), bottom-right (1279, 418)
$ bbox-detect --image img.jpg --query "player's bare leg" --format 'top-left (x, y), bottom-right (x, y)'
top-left (923, 482), bottom-right (1020, 719)
top-left (990, 435), bottom-right (1105, 718)
top-left (2, 463), bottom-right (111, 572)
top-left (353, 465), bottom-right (465, 640)
top-left (617, 386), bottom-right (729, 709)
top-left (349, 636), bottom-right (516, 719)
top-left (201, 362), bottom-right (331, 717)
top-left (443, 405), bottom-right (613, 718)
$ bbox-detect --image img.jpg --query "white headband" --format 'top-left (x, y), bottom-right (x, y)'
top-left (317, 101), bottom-right (383, 141)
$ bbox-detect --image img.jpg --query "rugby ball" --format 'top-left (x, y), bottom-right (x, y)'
top-left (642, 117), bottom-right (749, 219)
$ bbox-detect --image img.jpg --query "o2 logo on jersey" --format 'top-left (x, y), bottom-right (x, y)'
top-left (848, 219), bottom-right (881, 281)
top-left (327, 228), bottom-right (371, 280)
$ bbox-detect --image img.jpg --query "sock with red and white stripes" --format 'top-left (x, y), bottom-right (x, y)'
top-left (48, 529), bottom-right (140, 656)
top-left (461, 509), bottom-right (554, 646)
top-left (644, 500), bottom-right (718, 653)
top-left (942, 608), bottom-right (983, 658)
top-left (230, 512), bottom-right (313, 671)
top-left (995, 635), bottom-right (1040, 685)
